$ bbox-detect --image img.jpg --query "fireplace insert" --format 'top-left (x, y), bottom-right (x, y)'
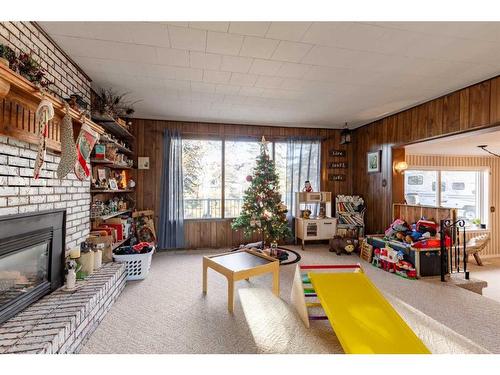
top-left (0, 209), bottom-right (66, 324)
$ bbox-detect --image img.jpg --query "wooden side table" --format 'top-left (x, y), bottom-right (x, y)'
top-left (202, 249), bottom-right (280, 313)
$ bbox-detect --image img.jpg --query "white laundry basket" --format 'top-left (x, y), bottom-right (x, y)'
top-left (113, 246), bottom-right (155, 281)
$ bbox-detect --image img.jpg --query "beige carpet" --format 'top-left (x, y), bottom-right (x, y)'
top-left (81, 246), bottom-right (500, 354)
top-left (468, 257), bottom-right (500, 303)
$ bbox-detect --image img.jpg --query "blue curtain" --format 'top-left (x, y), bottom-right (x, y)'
top-left (158, 129), bottom-right (185, 249)
top-left (284, 138), bottom-right (321, 223)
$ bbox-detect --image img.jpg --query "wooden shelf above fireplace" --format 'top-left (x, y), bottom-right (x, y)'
top-left (0, 64), bottom-right (104, 152)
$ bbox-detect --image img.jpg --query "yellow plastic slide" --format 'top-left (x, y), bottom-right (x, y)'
top-left (309, 271), bottom-right (430, 354)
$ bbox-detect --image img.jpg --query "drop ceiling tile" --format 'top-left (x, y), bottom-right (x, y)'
top-left (162, 66), bottom-right (204, 81)
top-left (128, 22), bottom-right (170, 47)
top-left (228, 22), bottom-right (271, 37)
top-left (254, 76), bottom-right (284, 89)
top-left (191, 81), bottom-right (217, 93)
top-left (156, 48), bottom-right (190, 67)
top-left (302, 45), bottom-right (362, 68)
top-left (216, 84), bottom-right (241, 95)
top-left (249, 59), bottom-right (283, 75)
top-left (168, 25), bottom-right (206, 51)
top-left (239, 86), bottom-right (265, 97)
top-left (189, 22), bottom-right (230, 32)
top-left (240, 36), bottom-right (280, 59)
top-left (271, 41), bottom-right (313, 63)
top-left (220, 55), bottom-right (254, 73)
top-left (162, 22), bottom-right (190, 28)
top-left (279, 78), bottom-right (307, 90)
top-left (54, 35), bottom-right (158, 64)
top-left (265, 22), bottom-right (312, 41)
top-left (203, 70), bottom-right (232, 84)
top-left (163, 79), bottom-right (191, 91)
top-left (302, 22), bottom-right (385, 51)
top-left (229, 72), bottom-right (259, 86)
top-left (206, 31), bottom-right (244, 55)
top-left (189, 51), bottom-right (222, 70)
top-left (275, 62), bottom-right (311, 78)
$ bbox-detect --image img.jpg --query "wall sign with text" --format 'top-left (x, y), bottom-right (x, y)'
top-left (328, 162), bottom-right (347, 169)
top-left (328, 149), bottom-right (346, 157)
top-left (328, 174), bottom-right (346, 181)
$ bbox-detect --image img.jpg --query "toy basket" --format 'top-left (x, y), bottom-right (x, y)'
top-left (113, 246), bottom-right (155, 281)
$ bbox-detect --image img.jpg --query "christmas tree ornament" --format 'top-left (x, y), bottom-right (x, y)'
top-left (74, 122), bottom-right (99, 181)
top-left (33, 98), bottom-right (55, 179)
top-left (56, 103), bottom-right (78, 179)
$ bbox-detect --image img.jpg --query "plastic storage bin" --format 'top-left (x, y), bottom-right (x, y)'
top-left (113, 246), bottom-right (154, 281)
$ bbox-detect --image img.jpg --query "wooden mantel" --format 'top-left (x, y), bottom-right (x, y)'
top-left (0, 64), bottom-right (103, 152)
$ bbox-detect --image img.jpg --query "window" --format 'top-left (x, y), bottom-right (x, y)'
top-left (182, 139), bottom-right (222, 219)
top-left (404, 170), bottom-right (438, 206)
top-left (224, 141), bottom-right (260, 218)
top-left (405, 169), bottom-right (489, 226)
top-left (181, 138), bottom-right (320, 220)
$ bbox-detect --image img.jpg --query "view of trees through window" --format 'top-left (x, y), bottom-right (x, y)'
top-left (182, 139), bottom-right (289, 219)
top-left (182, 140), bottom-right (222, 219)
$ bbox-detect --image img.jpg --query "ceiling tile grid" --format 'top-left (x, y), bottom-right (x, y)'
top-left (39, 21), bottom-right (500, 128)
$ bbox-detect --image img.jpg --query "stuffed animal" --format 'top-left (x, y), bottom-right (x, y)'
top-left (344, 241), bottom-right (355, 254)
top-left (302, 180), bottom-right (313, 192)
top-left (329, 235), bottom-right (347, 255)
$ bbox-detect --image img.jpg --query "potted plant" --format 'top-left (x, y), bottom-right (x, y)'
top-left (0, 44), bottom-right (16, 68)
top-left (93, 88), bottom-right (138, 125)
top-left (11, 52), bottom-right (51, 88)
top-left (471, 218), bottom-right (481, 229)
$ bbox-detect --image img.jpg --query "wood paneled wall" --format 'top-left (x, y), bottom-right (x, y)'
top-left (352, 75), bottom-right (500, 234)
top-left (133, 119), bottom-right (351, 248)
top-left (406, 154), bottom-right (500, 257)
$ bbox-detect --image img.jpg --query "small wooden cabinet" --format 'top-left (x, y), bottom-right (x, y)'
top-left (295, 192), bottom-right (337, 249)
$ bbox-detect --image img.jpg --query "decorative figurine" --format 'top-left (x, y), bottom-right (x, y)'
top-left (302, 180), bottom-right (313, 192)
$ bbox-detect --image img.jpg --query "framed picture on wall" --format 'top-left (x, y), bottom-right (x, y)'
top-left (367, 150), bottom-right (382, 173)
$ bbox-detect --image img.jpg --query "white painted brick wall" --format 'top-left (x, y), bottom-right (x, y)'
top-left (0, 22), bottom-right (93, 251)
top-left (0, 137), bottom-right (90, 250)
top-left (0, 22), bottom-right (91, 103)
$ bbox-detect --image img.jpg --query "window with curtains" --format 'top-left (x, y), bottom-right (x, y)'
top-left (181, 138), bottom-right (320, 219)
top-left (404, 169), bottom-right (489, 227)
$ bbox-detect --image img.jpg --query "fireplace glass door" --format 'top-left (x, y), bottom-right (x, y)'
top-left (0, 242), bottom-right (50, 309)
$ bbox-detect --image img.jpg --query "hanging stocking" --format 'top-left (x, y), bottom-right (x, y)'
top-left (56, 103), bottom-right (78, 179)
top-left (74, 122), bottom-right (99, 181)
top-left (33, 99), bottom-right (55, 179)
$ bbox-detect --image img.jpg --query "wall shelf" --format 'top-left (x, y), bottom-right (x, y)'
top-left (99, 135), bottom-right (134, 156)
top-left (90, 189), bottom-right (134, 194)
top-left (92, 114), bottom-right (134, 141)
top-left (90, 159), bottom-right (134, 169)
top-left (91, 209), bottom-right (132, 221)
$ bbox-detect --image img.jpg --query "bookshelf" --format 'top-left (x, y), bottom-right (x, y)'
top-left (335, 195), bottom-right (365, 237)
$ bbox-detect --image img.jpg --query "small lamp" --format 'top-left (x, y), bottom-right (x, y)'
top-left (394, 161), bottom-right (408, 174)
top-left (340, 122), bottom-right (351, 145)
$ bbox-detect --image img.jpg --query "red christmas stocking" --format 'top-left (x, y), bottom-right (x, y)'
top-left (74, 123), bottom-right (99, 181)
top-left (33, 99), bottom-right (55, 179)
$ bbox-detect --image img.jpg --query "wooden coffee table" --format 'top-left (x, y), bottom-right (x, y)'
top-left (202, 249), bottom-right (280, 313)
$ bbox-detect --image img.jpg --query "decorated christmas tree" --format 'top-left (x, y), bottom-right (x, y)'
top-left (232, 136), bottom-right (291, 246)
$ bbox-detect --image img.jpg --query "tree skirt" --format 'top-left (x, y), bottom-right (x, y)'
top-left (231, 246), bottom-right (301, 266)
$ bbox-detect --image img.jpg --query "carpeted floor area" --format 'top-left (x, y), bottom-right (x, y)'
top-left (81, 245), bottom-right (500, 354)
top-left (468, 257), bottom-right (500, 303)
